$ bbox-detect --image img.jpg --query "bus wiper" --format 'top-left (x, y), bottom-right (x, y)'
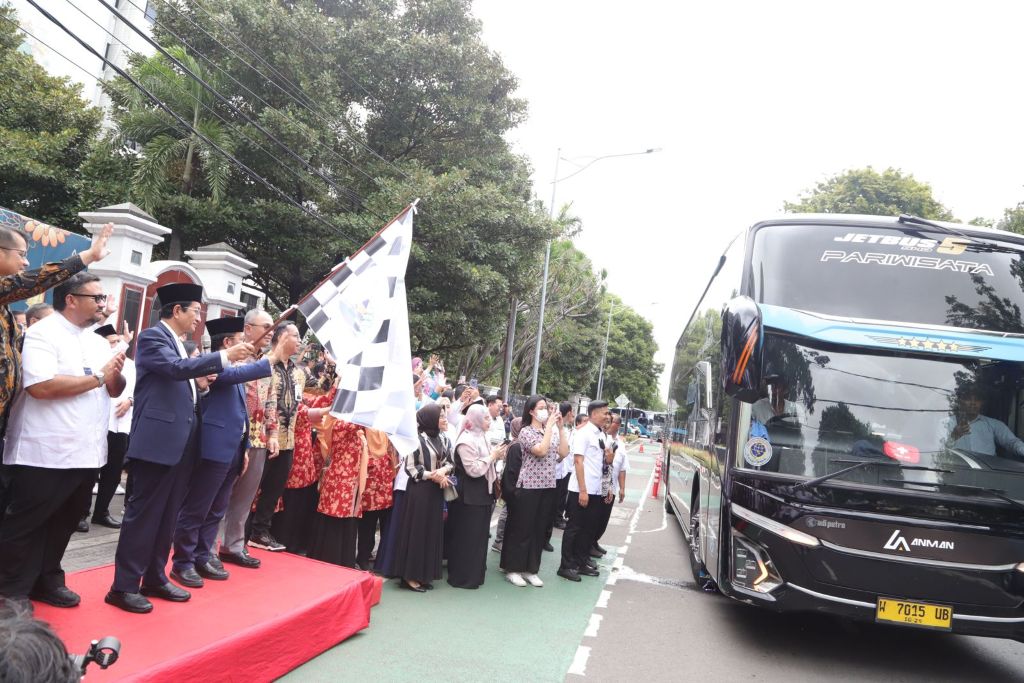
top-left (792, 458), bottom-right (952, 491)
top-left (897, 214), bottom-right (979, 245)
top-left (885, 480), bottom-right (1024, 512)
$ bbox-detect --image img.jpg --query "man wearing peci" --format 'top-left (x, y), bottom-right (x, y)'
top-left (170, 316), bottom-right (278, 588)
top-left (106, 283), bottom-right (255, 614)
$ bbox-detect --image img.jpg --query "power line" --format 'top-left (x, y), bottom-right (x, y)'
top-left (93, 0), bottom-right (374, 214)
top-left (20, 0), bottom-right (355, 240)
top-left (57, 0), bottom-right (384, 235)
top-left (179, 0), bottom-right (409, 180)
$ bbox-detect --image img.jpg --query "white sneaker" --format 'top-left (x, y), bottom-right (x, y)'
top-left (524, 573), bottom-right (544, 587)
top-left (507, 572), bottom-right (528, 587)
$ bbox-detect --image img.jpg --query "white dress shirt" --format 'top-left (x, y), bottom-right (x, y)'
top-left (160, 320), bottom-right (196, 403)
top-left (109, 357), bottom-right (135, 434)
top-left (3, 312), bottom-right (113, 468)
top-left (568, 422), bottom-right (606, 495)
top-left (486, 411), bottom-right (507, 446)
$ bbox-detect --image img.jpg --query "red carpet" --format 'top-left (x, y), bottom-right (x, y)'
top-left (34, 551), bottom-right (383, 682)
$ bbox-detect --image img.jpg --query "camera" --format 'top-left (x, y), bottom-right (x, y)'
top-left (71, 637), bottom-right (121, 677)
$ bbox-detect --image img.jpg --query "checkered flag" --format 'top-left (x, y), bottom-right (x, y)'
top-left (297, 206), bottom-right (419, 454)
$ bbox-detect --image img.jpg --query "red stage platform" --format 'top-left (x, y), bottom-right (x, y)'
top-left (34, 551), bottom-right (382, 682)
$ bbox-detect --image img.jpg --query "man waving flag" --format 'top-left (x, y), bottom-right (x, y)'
top-left (297, 203), bottom-right (419, 454)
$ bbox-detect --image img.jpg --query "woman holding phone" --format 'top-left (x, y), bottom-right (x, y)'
top-left (500, 395), bottom-right (569, 587)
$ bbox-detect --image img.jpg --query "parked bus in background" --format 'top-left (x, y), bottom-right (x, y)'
top-left (665, 213), bottom-right (1024, 642)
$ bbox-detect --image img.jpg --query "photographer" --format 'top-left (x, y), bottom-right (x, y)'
top-left (0, 600), bottom-right (79, 683)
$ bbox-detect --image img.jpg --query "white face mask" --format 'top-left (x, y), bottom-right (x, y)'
top-left (535, 409), bottom-right (549, 424)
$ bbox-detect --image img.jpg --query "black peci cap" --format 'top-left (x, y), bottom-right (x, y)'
top-left (94, 324), bottom-right (117, 338)
top-left (205, 316), bottom-right (245, 337)
top-left (156, 283), bottom-right (204, 308)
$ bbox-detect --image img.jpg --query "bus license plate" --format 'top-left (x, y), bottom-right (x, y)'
top-left (876, 598), bottom-right (953, 631)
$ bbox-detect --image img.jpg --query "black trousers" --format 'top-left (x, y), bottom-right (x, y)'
top-left (112, 421), bottom-right (199, 593)
top-left (560, 491), bottom-right (604, 571)
top-left (251, 449), bottom-right (293, 536)
top-left (357, 508), bottom-right (391, 568)
top-left (172, 448), bottom-right (243, 572)
top-left (503, 487), bottom-right (556, 574)
top-left (595, 496), bottom-right (614, 543)
top-left (94, 431), bottom-right (128, 519)
top-left (0, 466), bottom-right (95, 598)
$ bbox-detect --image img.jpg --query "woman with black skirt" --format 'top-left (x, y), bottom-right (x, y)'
top-left (500, 395), bottom-right (568, 587)
top-left (448, 404), bottom-right (506, 589)
top-left (390, 404), bottom-right (454, 592)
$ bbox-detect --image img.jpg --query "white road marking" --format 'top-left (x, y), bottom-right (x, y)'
top-left (567, 645), bottom-right (591, 676)
top-left (596, 590), bottom-right (612, 608)
top-left (584, 613), bottom-right (604, 638)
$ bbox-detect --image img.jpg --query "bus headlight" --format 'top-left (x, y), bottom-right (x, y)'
top-left (1016, 562), bottom-right (1024, 574)
top-left (732, 534), bottom-right (783, 594)
top-left (731, 503), bottom-right (820, 547)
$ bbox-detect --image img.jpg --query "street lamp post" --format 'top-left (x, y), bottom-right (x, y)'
top-left (595, 302), bottom-right (617, 400)
top-left (529, 147), bottom-right (661, 395)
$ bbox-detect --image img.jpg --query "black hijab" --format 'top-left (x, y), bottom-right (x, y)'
top-left (417, 403), bottom-right (442, 438)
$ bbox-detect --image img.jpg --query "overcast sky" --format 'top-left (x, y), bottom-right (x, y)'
top-left (472, 0), bottom-right (1024, 401)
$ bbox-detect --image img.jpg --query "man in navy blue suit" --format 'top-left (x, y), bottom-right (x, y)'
top-left (169, 316), bottom-right (278, 588)
top-left (106, 284), bottom-right (255, 614)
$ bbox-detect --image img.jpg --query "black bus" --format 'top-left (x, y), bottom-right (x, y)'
top-left (665, 213), bottom-right (1024, 640)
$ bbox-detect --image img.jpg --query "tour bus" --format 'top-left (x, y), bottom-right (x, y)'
top-left (664, 213), bottom-right (1024, 641)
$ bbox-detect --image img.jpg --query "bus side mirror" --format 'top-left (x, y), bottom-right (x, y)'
top-left (721, 296), bottom-right (763, 403)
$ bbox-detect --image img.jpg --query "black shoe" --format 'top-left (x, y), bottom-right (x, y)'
top-left (219, 549), bottom-right (261, 568)
top-left (586, 559), bottom-right (598, 570)
top-left (29, 586), bottom-right (80, 608)
top-left (578, 566), bottom-right (600, 577)
top-left (196, 561), bottom-right (229, 581)
top-left (589, 547), bottom-right (605, 558)
top-left (105, 590), bottom-right (153, 614)
top-left (423, 582), bottom-right (435, 591)
top-left (169, 567), bottom-right (204, 588)
top-left (594, 543), bottom-right (607, 554)
top-left (543, 542), bottom-right (555, 552)
top-left (557, 567), bottom-right (582, 582)
top-left (554, 519), bottom-right (567, 530)
top-left (207, 556), bottom-right (225, 572)
top-left (76, 517), bottom-right (89, 533)
top-left (91, 512), bottom-right (122, 529)
top-left (401, 580), bottom-right (426, 593)
top-left (248, 532), bottom-right (285, 552)
top-left (141, 582), bottom-right (191, 602)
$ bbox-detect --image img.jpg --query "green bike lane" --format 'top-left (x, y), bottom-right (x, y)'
top-left (283, 440), bottom-right (658, 682)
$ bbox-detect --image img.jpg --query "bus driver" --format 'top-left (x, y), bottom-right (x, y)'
top-left (946, 384), bottom-right (1024, 460)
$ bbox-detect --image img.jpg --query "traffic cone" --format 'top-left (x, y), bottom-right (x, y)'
top-left (651, 455), bottom-right (662, 498)
top-left (639, 442), bottom-right (645, 454)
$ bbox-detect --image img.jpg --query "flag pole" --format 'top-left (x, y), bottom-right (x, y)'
top-left (295, 199), bottom-right (419, 310)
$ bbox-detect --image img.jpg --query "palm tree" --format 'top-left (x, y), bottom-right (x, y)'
top-left (107, 45), bottom-right (233, 260)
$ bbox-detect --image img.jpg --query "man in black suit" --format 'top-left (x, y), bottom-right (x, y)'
top-left (106, 284), bottom-right (254, 614)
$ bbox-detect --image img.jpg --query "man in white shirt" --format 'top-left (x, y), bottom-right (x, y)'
top-left (90, 324), bottom-right (135, 530)
top-left (559, 400), bottom-right (612, 582)
top-left (0, 272), bottom-right (126, 608)
top-left (485, 395), bottom-right (507, 446)
top-left (593, 414), bottom-right (629, 554)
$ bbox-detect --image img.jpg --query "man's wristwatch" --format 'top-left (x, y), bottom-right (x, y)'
top-left (94, 371), bottom-right (105, 386)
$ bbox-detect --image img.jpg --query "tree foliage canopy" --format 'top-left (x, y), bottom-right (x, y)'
top-left (784, 167), bottom-right (955, 220)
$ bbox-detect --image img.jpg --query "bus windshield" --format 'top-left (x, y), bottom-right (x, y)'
top-left (751, 223), bottom-right (1024, 334)
top-left (739, 333), bottom-right (1024, 498)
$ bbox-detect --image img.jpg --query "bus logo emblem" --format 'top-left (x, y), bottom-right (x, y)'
top-left (883, 530), bottom-right (911, 552)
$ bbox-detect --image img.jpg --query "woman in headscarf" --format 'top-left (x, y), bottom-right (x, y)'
top-left (356, 429), bottom-right (397, 571)
top-left (447, 404), bottom-right (507, 589)
top-left (389, 403), bottom-right (454, 591)
top-left (500, 395), bottom-right (568, 587)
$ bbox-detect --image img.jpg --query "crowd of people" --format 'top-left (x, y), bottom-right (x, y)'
top-left (0, 219), bottom-right (634, 622)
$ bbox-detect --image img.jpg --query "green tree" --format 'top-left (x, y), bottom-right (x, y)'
top-left (0, 4), bottom-right (102, 228)
top-left (784, 167), bottom-right (955, 220)
top-left (996, 203), bottom-right (1024, 235)
top-left (595, 295), bottom-right (663, 409)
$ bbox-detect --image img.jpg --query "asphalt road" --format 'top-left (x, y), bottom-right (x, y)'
top-left (577, 443), bottom-right (1024, 683)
